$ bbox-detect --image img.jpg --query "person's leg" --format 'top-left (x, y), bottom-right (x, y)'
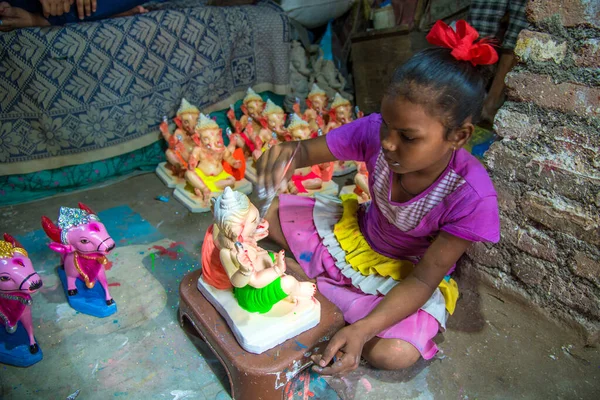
top-left (481, 50), bottom-right (517, 123)
top-left (480, 0), bottom-right (529, 124)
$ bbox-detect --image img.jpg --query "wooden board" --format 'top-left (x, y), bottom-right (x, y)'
top-left (351, 30), bottom-right (428, 114)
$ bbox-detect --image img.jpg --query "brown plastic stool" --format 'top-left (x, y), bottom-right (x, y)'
top-left (179, 269), bottom-right (345, 400)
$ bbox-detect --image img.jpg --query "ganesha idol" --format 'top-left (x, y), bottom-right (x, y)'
top-left (196, 187), bottom-right (320, 354)
top-left (226, 88), bottom-right (266, 158)
top-left (42, 204), bottom-right (118, 318)
top-left (339, 161), bottom-right (371, 204)
top-left (0, 234), bottom-right (44, 367)
top-left (156, 98), bottom-right (200, 188)
top-left (173, 113), bottom-right (252, 213)
top-left (285, 114), bottom-right (339, 198)
top-left (294, 84), bottom-right (329, 134)
top-left (243, 99), bottom-right (290, 185)
top-left (325, 93), bottom-right (365, 177)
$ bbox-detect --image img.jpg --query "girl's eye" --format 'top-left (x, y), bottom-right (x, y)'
top-left (80, 239), bottom-right (90, 244)
top-left (0, 276), bottom-right (10, 282)
top-left (402, 134), bottom-right (415, 142)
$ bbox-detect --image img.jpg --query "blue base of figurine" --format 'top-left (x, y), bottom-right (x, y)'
top-left (0, 322), bottom-right (43, 367)
top-left (58, 267), bottom-right (117, 318)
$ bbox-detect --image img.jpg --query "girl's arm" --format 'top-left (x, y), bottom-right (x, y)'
top-left (255, 136), bottom-right (338, 195)
top-left (313, 231), bottom-right (471, 375)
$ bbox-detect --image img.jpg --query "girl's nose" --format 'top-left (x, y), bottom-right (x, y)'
top-left (381, 136), bottom-right (397, 152)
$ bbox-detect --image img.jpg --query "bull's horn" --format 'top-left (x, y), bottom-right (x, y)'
top-left (41, 216), bottom-right (62, 243)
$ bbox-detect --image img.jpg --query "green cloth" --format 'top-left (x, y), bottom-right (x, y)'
top-left (233, 276), bottom-right (288, 314)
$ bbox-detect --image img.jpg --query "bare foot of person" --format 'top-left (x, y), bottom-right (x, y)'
top-left (0, 2), bottom-right (50, 31)
top-left (112, 6), bottom-right (149, 18)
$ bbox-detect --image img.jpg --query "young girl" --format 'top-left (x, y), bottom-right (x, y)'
top-left (256, 20), bottom-right (500, 375)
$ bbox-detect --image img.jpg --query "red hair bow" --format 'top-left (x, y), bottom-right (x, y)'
top-left (426, 20), bottom-right (498, 66)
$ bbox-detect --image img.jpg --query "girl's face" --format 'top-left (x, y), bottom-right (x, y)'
top-left (379, 95), bottom-right (460, 175)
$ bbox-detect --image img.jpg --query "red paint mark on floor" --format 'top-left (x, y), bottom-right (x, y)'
top-left (105, 260), bottom-right (114, 270)
top-left (108, 282), bottom-right (121, 287)
top-left (151, 242), bottom-right (185, 260)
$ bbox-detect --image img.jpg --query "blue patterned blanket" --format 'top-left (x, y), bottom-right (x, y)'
top-left (0, 0), bottom-right (289, 176)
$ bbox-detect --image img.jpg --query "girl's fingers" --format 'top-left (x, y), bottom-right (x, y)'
top-left (85, 0), bottom-right (91, 16)
top-left (314, 334), bottom-right (344, 369)
top-left (92, 0), bottom-right (96, 13)
top-left (63, 0), bottom-right (71, 13)
top-left (255, 149), bottom-right (269, 196)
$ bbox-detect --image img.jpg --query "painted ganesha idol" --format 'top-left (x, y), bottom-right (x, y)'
top-left (41, 203), bottom-right (118, 318)
top-left (196, 188), bottom-right (321, 354)
top-left (0, 234), bottom-right (43, 367)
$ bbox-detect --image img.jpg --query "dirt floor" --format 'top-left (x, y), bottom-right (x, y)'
top-left (1, 173), bottom-right (598, 399)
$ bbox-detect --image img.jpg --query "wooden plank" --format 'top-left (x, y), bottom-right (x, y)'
top-left (352, 31), bottom-right (428, 114)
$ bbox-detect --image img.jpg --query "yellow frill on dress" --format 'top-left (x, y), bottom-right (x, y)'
top-left (333, 194), bottom-right (459, 314)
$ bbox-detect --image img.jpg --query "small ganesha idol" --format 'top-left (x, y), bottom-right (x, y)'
top-left (0, 234), bottom-right (43, 367)
top-left (296, 84), bottom-right (329, 133)
top-left (340, 161), bottom-right (371, 204)
top-left (226, 88), bottom-right (266, 157)
top-left (286, 114), bottom-right (338, 198)
top-left (197, 187), bottom-right (320, 354)
top-left (41, 204), bottom-right (118, 318)
top-left (326, 93), bottom-right (363, 176)
top-left (244, 99), bottom-right (290, 185)
top-left (173, 113), bottom-right (252, 213)
top-left (156, 98), bottom-right (201, 188)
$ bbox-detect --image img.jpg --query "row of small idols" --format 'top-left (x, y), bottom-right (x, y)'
top-left (1, 204), bottom-right (117, 367)
top-left (156, 86), bottom-right (370, 212)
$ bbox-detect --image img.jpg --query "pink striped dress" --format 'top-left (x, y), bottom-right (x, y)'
top-left (278, 113), bottom-right (500, 359)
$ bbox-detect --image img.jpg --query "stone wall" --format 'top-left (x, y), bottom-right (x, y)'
top-left (464, 0), bottom-right (600, 345)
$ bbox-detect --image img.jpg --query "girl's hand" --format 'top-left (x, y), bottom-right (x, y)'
top-left (76, 0), bottom-right (96, 19)
top-left (255, 141), bottom-right (299, 198)
top-left (311, 323), bottom-right (370, 376)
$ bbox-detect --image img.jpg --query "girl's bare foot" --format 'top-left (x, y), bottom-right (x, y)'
top-left (0, 3), bottom-right (50, 31)
top-left (112, 6), bottom-right (148, 18)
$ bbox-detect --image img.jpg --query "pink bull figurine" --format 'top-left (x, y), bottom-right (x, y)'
top-left (0, 233), bottom-right (44, 367)
top-left (41, 203), bottom-right (118, 318)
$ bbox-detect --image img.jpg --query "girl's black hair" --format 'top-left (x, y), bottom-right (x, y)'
top-left (386, 47), bottom-right (488, 135)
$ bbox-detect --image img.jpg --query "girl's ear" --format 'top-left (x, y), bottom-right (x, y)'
top-left (448, 122), bottom-right (474, 149)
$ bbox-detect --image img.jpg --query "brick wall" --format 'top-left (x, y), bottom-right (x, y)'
top-left (463, 0), bottom-right (600, 345)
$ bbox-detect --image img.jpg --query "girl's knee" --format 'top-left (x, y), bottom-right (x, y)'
top-left (363, 339), bottom-right (421, 370)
